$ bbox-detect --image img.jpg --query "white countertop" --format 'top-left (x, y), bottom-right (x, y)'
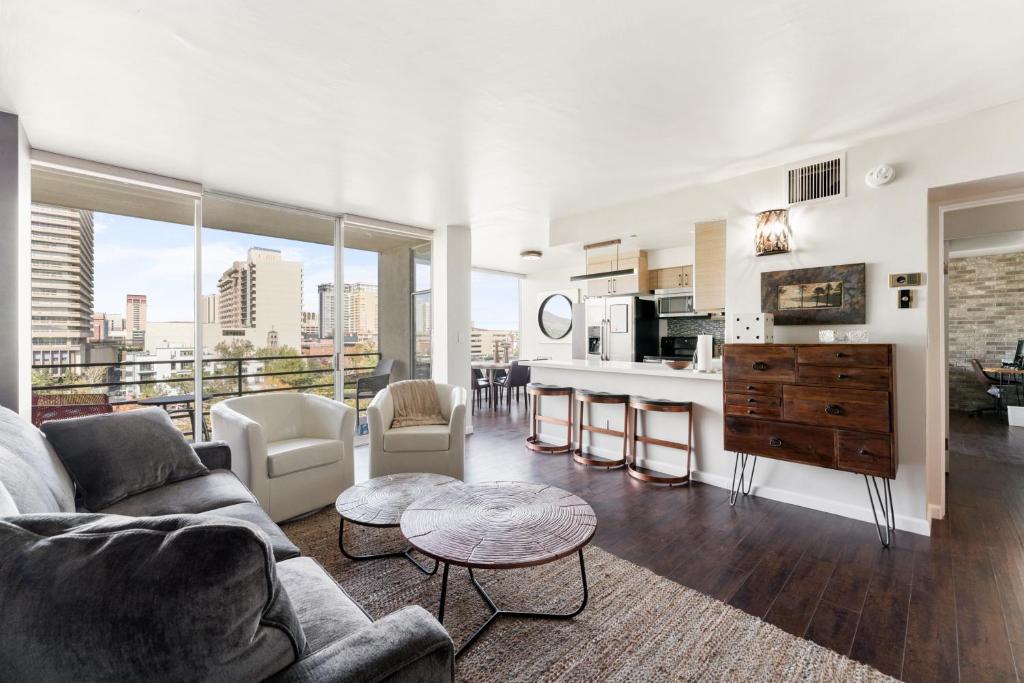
top-left (522, 358), bottom-right (723, 381)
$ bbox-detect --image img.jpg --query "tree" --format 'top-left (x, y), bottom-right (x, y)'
top-left (214, 339), bottom-right (255, 359)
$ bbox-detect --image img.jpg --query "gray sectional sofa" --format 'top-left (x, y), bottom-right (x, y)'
top-left (0, 406), bottom-right (454, 682)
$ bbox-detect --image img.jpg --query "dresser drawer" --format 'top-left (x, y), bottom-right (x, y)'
top-left (836, 431), bottom-right (894, 477)
top-left (796, 345), bottom-right (890, 367)
top-left (724, 417), bottom-right (835, 468)
top-left (798, 364), bottom-right (891, 391)
top-left (724, 346), bottom-right (796, 383)
top-left (725, 381), bottom-right (782, 397)
top-left (725, 403), bottom-right (782, 419)
top-left (783, 385), bottom-right (890, 433)
top-left (725, 393), bottom-right (781, 408)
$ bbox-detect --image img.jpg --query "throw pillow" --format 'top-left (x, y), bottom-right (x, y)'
top-left (41, 408), bottom-right (208, 511)
top-left (0, 513), bottom-right (306, 682)
top-left (389, 379), bottom-right (448, 428)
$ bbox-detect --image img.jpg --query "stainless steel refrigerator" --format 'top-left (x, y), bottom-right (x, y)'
top-left (585, 296), bottom-right (658, 362)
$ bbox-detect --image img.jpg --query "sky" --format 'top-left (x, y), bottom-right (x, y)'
top-left (92, 213), bottom-right (520, 330)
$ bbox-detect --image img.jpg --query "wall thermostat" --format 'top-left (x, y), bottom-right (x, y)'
top-left (898, 289), bottom-right (913, 309)
top-left (889, 272), bottom-right (922, 287)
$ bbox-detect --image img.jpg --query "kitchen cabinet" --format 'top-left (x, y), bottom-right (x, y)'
top-left (694, 220), bottom-right (725, 312)
top-left (586, 253), bottom-right (650, 296)
top-left (651, 265), bottom-right (692, 289)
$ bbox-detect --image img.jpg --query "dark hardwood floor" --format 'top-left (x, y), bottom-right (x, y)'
top-left (453, 400), bottom-right (1024, 681)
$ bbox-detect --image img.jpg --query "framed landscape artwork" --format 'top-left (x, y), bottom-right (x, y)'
top-left (761, 263), bottom-right (866, 325)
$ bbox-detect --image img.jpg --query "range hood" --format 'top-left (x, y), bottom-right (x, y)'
top-left (570, 239), bottom-right (636, 282)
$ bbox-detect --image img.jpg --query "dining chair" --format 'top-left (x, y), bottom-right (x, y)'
top-left (969, 359), bottom-right (1006, 417)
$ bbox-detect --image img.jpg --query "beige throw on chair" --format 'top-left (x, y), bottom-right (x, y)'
top-left (389, 380), bottom-right (448, 428)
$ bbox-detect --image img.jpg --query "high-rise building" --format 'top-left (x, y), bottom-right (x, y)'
top-left (318, 283), bottom-right (335, 339)
top-left (470, 326), bottom-right (519, 359)
top-left (201, 293), bottom-right (219, 324)
top-left (216, 247), bottom-right (303, 344)
top-left (125, 294), bottom-right (147, 345)
top-left (31, 204), bottom-right (95, 366)
top-left (344, 283), bottom-right (378, 339)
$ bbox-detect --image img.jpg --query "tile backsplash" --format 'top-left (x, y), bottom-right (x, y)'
top-left (664, 317), bottom-right (725, 356)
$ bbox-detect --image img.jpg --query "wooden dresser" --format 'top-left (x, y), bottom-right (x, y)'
top-left (722, 343), bottom-right (898, 546)
top-left (723, 343), bottom-right (897, 479)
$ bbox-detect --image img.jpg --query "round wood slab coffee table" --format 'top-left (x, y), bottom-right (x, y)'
top-left (400, 481), bottom-right (596, 656)
top-left (335, 472), bottom-right (461, 575)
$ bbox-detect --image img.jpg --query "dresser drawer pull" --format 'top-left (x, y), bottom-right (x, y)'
top-left (752, 361), bottom-right (768, 371)
top-left (836, 373), bottom-right (848, 380)
top-left (858, 447), bottom-right (870, 455)
top-left (746, 385), bottom-right (755, 390)
top-left (747, 397), bottom-right (756, 403)
top-left (835, 352), bottom-right (845, 358)
top-left (824, 403), bottom-right (844, 416)
top-left (768, 437), bottom-right (783, 447)
top-left (747, 409), bottom-right (754, 415)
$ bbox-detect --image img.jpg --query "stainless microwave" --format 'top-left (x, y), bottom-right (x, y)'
top-left (654, 287), bottom-right (695, 317)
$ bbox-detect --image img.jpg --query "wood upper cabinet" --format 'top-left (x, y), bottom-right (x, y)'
top-left (649, 264), bottom-right (693, 290)
top-left (694, 220), bottom-right (726, 311)
top-left (586, 251), bottom-right (650, 296)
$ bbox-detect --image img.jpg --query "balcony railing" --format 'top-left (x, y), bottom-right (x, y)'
top-left (31, 352), bottom-right (382, 437)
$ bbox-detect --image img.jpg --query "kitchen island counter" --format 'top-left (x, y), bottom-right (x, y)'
top-left (521, 358), bottom-right (722, 381)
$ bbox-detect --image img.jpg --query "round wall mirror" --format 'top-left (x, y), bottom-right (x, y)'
top-left (538, 294), bottom-right (573, 340)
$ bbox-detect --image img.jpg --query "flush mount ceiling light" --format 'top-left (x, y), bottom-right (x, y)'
top-left (754, 209), bottom-right (791, 256)
top-left (520, 250), bottom-right (543, 261)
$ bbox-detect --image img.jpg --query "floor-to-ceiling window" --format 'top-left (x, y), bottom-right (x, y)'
top-left (470, 270), bottom-right (521, 361)
top-left (29, 166), bottom-right (201, 436)
top-left (412, 242), bottom-right (432, 379)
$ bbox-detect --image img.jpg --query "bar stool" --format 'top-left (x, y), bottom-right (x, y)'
top-left (573, 389), bottom-right (630, 468)
top-left (628, 397), bottom-right (693, 485)
top-left (525, 383), bottom-right (574, 454)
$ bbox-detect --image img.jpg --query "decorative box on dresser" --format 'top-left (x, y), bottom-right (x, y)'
top-left (722, 343), bottom-right (897, 547)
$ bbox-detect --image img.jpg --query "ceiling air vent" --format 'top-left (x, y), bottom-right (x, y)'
top-left (786, 153), bottom-right (845, 205)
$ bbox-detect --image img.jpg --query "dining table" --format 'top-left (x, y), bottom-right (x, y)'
top-left (983, 367), bottom-right (1024, 410)
top-left (471, 360), bottom-right (512, 411)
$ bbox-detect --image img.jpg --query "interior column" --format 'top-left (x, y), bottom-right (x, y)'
top-left (432, 224), bottom-right (472, 431)
top-left (0, 111), bottom-right (31, 414)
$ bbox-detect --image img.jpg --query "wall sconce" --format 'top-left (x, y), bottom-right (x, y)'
top-left (754, 209), bottom-right (791, 256)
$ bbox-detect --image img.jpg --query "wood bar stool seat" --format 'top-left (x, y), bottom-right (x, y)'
top-left (628, 396), bottom-right (693, 485)
top-left (573, 389), bottom-right (630, 468)
top-left (526, 383), bottom-right (574, 454)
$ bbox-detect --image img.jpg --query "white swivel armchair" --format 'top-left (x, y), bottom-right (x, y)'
top-left (211, 393), bottom-right (355, 522)
top-left (367, 383), bottom-right (467, 479)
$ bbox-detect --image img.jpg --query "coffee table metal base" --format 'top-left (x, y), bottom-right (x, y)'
top-left (338, 517), bottom-right (439, 575)
top-left (436, 548), bottom-right (588, 657)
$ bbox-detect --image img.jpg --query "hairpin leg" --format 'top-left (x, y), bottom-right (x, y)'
top-left (864, 475), bottom-right (896, 548)
top-left (729, 452), bottom-right (757, 506)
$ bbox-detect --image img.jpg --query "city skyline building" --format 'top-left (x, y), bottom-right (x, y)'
top-left (125, 293), bottom-right (147, 345)
top-left (344, 282), bottom-right (378, 340)
top-left (201, 293), bottom-right (219, 324)
top-left (318, 283), bottom-right (335, 339)
top-left (30, 204), bottom-right (95, 366)
top-left (216, 247), bottom-right (303, 342)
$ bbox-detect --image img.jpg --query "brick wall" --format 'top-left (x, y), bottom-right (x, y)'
top-left (947, 252), bottom-right (1024, 411)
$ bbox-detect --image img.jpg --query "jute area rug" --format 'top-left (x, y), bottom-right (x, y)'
top-left (282, 508), bottom-right (893, 682)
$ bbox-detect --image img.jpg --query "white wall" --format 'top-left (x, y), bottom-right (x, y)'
top-left (530, 97), bottom-right (1024, 532)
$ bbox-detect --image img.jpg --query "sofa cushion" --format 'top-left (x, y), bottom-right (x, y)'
top-left (0, 406), bottom-right (76, 513)
top-left (98, 470), bottom-right (255, 516)
top-left (42, 408), bottom-right (209, 511)
top-left (0, 479), bottom-right (17, 515)
top-left (276, 557), bottom-right (371, 653)
top-left (384, 425), bottom-right (450, 453)
top-left (267, 437), bottom-right (343, 478)
top-left (0, 513), bottom-right (306, 682)
top-left (200, 502), bottom-right (301, 561)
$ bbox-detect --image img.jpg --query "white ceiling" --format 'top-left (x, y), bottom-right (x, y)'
top-left (3, 1), bottom-right (1024, 274)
